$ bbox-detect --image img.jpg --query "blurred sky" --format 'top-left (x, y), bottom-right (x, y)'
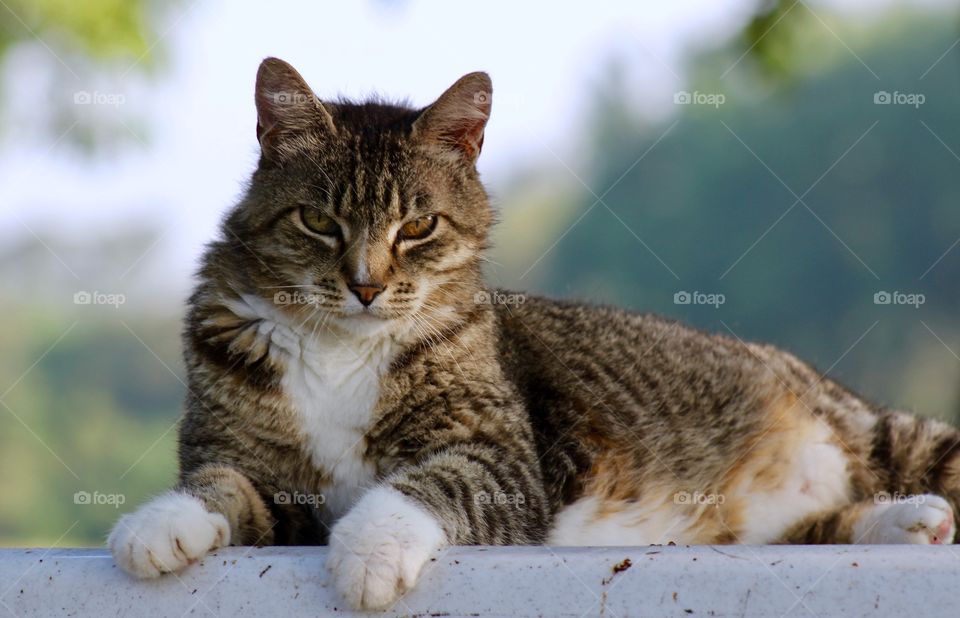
top-left (0, 0), bottom-right (953, 295)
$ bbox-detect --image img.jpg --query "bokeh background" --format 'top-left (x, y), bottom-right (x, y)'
top-left (2, 0), bottom-right (960, 546)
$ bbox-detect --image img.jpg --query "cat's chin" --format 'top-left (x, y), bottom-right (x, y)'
top-left (334, 311), bottom-right (397, 339)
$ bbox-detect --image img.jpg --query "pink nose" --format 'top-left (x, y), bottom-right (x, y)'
top-left (348, 282), bottom-right (385, 306)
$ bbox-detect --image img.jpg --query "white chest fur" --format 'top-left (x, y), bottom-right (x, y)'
top-left (226, 295), bottom-right (400, 520)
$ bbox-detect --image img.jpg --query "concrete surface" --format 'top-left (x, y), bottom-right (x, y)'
top-left (0, 545), bottom-right (956, 617)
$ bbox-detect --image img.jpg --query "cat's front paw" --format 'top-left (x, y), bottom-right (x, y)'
top-left (108, 492), bottom-right (230, 578)
top-left (327, 487), bottom-right (446, 610)
top-left (854, 494), bottom-right (955, 544)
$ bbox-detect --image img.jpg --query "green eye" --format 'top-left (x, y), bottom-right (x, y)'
top-left (300, 206), bottom-right (340, 236)
top-left (398, 215), bottom-right (438, 241)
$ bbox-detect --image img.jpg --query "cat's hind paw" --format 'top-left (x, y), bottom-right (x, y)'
top-left (854, 494), bottom-right (955, 544)
top-left (108, 492), bottom-right (230, 578)
top-left (327, 487), bottom-right (446, 610)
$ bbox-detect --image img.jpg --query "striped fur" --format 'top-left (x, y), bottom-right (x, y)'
top-left (110, 58), bottom-right (960, 610)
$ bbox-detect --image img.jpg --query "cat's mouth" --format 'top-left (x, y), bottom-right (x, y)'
top-left (333, 307), bottom-right (403, 340)
top-left (338, 303), bottom-right (401, 325)
top-left (341, 302), bottom-right (412, 322)
top-left (349, 309), bottom-right (382, 321)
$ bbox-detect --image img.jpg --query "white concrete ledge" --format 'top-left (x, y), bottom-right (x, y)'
top-left (0, 545), bottom-right (956, 617)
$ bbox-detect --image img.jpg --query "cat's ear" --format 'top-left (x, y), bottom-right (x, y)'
top-left (413, 72), bottom-right (491, 164)
top-left (254, 57), bottom-right (336, 157)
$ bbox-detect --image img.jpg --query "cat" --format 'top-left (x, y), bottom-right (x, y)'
top-left (109, 57), bottom-right (960, 611)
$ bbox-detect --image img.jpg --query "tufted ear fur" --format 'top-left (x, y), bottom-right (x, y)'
top-left (254, 57), bottom-right (336, 158)
top-left (413, 72), bottom-right (491, 164)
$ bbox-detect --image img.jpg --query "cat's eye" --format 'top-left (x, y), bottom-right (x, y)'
top-left (397, 215), bottom-right (438, 241)
top-left (300, 206), bottom-right (341, 237)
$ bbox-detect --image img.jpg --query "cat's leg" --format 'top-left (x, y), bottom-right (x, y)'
top-left (779, 495), bottom-right (955, 544)
top-left (851, 495), bottom-right (955, 543)
top-left (776, 407), bottom-right (960, 545)
top-left (325, 485), bottom-right (447, 611)
top-left (326, 440), bottom-right (549, 610)
top-left (109, 464), bottom-right (274, 578)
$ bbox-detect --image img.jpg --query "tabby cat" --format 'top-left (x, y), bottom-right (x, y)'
top-left (109, 57), bottom-right (960, 610)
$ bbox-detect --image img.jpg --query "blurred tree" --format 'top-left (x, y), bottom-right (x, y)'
top-left (0, 0), bottom-right (881, 152)
top-left (496, 12), bottom-right (960, 424)
top-left (0, 0), bottom-right (172, 151)
top-left (0, 0), bottom-right (154, 60)
top-left (739, 0), bottom-right (812, 79)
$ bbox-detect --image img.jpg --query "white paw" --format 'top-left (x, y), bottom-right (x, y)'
top-left (854, 494), bottom-right (955, 544)
top-left (327, 487), bottom-right (446, 610)
top-left (108, 492), bottom-right (230, 578)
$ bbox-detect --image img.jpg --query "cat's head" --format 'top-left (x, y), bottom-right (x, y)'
top-left (218, 57), bottom-right (493, 339)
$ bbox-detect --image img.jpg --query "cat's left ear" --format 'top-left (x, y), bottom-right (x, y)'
top-left (254, 57), bottom-right (336, 157)
top-left (413, 72), bottom-right (491, 164)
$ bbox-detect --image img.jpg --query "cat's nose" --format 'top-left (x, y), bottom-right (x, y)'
top-left (348, 282), bottom-right (385, 307)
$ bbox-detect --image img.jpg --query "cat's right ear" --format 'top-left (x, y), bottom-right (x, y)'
top-left (413, 72), bottom-right (492, 165)
top-left (254, 57), bottom-right (336, 158)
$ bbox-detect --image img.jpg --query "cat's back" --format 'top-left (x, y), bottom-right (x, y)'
top-left (492, 293), bottom-right (827, 502)
top-left (493, 292), bottom-right (759, 408)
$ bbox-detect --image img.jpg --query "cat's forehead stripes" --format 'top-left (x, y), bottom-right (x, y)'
top-left (329, 137), bottom-right (409, 230)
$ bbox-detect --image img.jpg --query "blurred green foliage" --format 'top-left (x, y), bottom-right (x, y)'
top-left (0, 0), bottom-right (155, 62)
top-left (494, 13), bottom-right (960, 424)
top-left (0, 0), bottom-right (167, 151)
top-left (739, 0), bottom-right (810, 79)
top-left (0, 310), bottom-right (181, 545)
top-left (1, 0), bottom-right (153, 60)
